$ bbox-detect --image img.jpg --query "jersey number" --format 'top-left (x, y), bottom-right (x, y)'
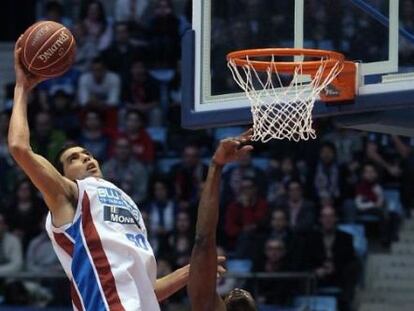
top-left (126, 233), bottom-right (149, 251)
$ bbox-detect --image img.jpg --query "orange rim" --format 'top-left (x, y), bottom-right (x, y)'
top-left (227, 48), bottom-right (345, 74)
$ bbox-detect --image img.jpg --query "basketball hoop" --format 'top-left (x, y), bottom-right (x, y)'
top-left (227, 48), bottom-right (357, 142)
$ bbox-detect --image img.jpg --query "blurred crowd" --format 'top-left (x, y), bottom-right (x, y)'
top-left (0, 0), bottom-right (413, 310)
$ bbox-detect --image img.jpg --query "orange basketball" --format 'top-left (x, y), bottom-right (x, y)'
top-left (19, 21), bottom-right (76, 78)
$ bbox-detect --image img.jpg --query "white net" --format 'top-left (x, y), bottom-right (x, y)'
top-left (227, 55), bottom-right (343, 142)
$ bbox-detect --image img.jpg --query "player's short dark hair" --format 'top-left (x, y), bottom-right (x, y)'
top-left (225, 289), bottom-right (257, 311)
top-left (54, 142), bottom-right (83, 175)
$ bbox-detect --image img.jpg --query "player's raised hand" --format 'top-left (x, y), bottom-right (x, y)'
top-left (212, 128), bottom-right (254, 166)
top-left (14, 36), bottom-right (47, 91)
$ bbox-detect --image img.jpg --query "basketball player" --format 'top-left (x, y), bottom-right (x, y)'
top-left (188, 129), bottom-right (257, 311)
top-left (9, 37), bottom-right (189, 310)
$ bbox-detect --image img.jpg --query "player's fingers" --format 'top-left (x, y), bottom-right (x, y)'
top-left (218, 266), bottom-right (226, 274)
top-left (239, 128), bottom-right (253, 139)
top-left (217, 256), bottom-right (226, 263)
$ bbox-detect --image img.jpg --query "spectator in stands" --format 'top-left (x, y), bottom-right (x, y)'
top-left (355, 163), bottom-right (385, 213)
top-left (145, 178), bottom-right (176, 252)
top-left (276, 180), bottom-right (315, 233)
top-left (31, 111), bottom-right (66, 162)
top-left (101, 22), bottom-right (145, 86)
top-left (354, 162), bottom-right (394, 246)
top-left (117, 109), bottom-right (155, 164)
top-left (37, 66), bottom-right (80, 110)
top-left (253, 238), bottom-right (293, 305)
top-left (307, 206), bottom-right (359, 311)
top-left (102, 137), bottom-right (148, 204)
top-left (5, 179), bottom-right (44, 250)
top-left (313, 142), bottom-right (341, 203)
top-left (225, 177), bottom-right (268, 250)
top-left (0, 212), bottom-right (23, 274)
top-left (392, 135), bottom-right (414, 215)
top-left (148, 0), bottom-right (181, 67)
top-left (223, 151), bottom-right (267, 204)
top-left (79, 0), bottom-right (113, 51)
top-left (50, 90), bottom-right (80, 139)
top-left (26, 215), bottom-right (61, 273)
top-left (0, 112), bottom-right (17, 199)
top-left (78, 109), bottom-right (110, 162)
top-left (267, 155), bottom-right (301, 206)
top-left (170, 144), bottom-right (208, 203)
top-left (365, 133), bottom-right (403, 198)
top-left (72, 22), bottom-right (100, 72)
top-left (163, 211), bottom-right (193, 269)
top-left (322, 126), bottom-right (364, 165)
top-left (39, 1), bottom-right (72, 28)
top-left (123, 60), bottom-right (161, 126)
top-left (114, 0), bottom-right (149, 25)
top-left (78, 57), bottom-right (121, 108)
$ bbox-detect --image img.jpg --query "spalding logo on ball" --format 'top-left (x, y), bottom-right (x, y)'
top-left (20, 21), bottom-right (76, 78)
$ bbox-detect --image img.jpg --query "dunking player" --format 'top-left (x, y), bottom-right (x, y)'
top-left (9, 38), bottom-right (189, 310)
top-left (188, 129), bottom-right (257, 311)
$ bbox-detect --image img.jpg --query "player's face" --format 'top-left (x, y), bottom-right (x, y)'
top-left (60, 147), bottom-right (102, 180)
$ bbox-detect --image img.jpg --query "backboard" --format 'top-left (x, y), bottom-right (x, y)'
top-left (182, 0), bottom-right (414, 136)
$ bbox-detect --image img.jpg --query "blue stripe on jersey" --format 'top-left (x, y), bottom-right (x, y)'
top-left (70, 218), bottom-right (107, 311)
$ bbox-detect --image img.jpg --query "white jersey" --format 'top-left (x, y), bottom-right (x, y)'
top-left (46, 177), bottom-right (160, 311)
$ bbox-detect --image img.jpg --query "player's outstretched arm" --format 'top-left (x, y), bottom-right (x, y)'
top-left (188, 129), bottom-right (253, 311)
top-left (8, 37), bottom-right (77, 223)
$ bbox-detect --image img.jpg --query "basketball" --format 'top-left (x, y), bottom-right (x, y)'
top-left (19, 21), bottom-right (76, 78)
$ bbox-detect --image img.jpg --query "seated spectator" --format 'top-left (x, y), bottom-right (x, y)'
top-left (123, 60), bottom-right (161, 126)
top-left (37, 67), bottom-right (80, 109)
top-left (147, 0), bottom-right (181, 67)
top-left (30, 111), bottom-right (66, 161)
top-left (161, 211), bottom-right (193, 269)
top-left (223, 152), bottom-right (267, 204)
top-left (322, 127), bottom-right (364, 165)
top-left (253, 238), bottom-right (293, 305)
top-left (145, 178), bottom-right (176, 252)
top-left (306, 206), bottom-right (359, 311)
top-left (313, 142), bottom-right (341, 203)
top-left (267, 155), bottom-right (302, 205)
top-left (101, 22), bottom-right (147, 86)
top-left (225, 177), bottom-right (268, 250)
top-left (102, 137), bottom-right (148, 204)
top-left (355, 163), bottom-right (385, 212)
top-left (79, 0), bottom-right (113, 51)
top-left (115, 0), bottom-right (149, 25)
top-left (0, 213), bottom-right (23, 274)
top-left (26, 215), bottom-right (61, 273)
top-left (354, 162), bottom-right (392, 245)
top-left (38, 0), bottom-right (72, 27)
top-left (50, 90), bottom-right (80, 139)
top-left (170, 144), bottom-right (208, 203)
top-left (78, 109), bottom-right (110, 162)
top-left (78, 57), bottom-right (121, 109)
top-left (116, 109), bottom-right (155, 164)
top-left (72, 22), bottom-right (100, 72)
top-left (5, 179), bottom-right (44, 251)
top-left (276, 180), bottom-right (315, 233)
top-left (0, 112), bottom-right (17, 200)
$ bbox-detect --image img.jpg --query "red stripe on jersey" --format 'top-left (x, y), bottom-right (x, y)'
top-left (71, 281), bottom-right (84, 311)
top-left (81, 192), bottom-right (125, 311)
top-left (54, 232), bottom-right (84, 309)
top-left (53, 232), bottom-right (73, 256)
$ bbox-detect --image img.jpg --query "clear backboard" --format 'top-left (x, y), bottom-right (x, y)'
top-left (182, 0), bottom-right (414, 136)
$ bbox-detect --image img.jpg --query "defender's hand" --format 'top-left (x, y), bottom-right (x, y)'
top-left (212, 128), bottom-right (253, 166)
top-left (14, 36), bottom-right (47, 90)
